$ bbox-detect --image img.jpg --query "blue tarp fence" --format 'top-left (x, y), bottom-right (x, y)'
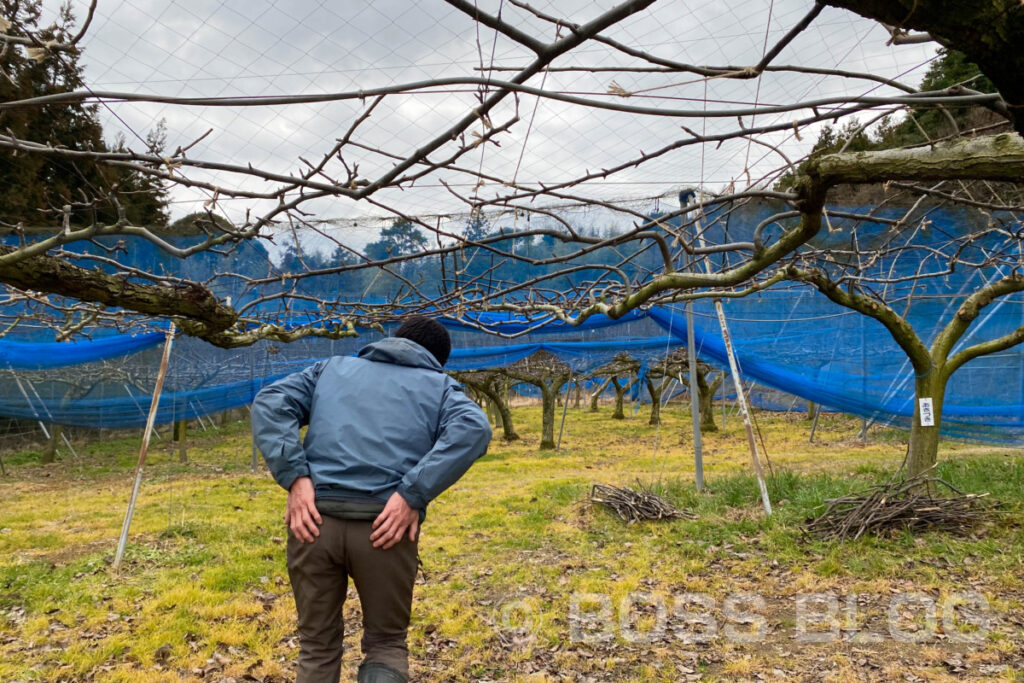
top-left (3, 204), bottom-right (1024, 443)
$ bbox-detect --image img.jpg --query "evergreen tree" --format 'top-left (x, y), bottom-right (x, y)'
top-left (775, 49), bottom-right (1000, 192)
top-left (364, 220), bottom-right (427, 261)
top-left (0, 1), bottom-right (168, 228)
top-left (109, 120), bottom-right (171, 227)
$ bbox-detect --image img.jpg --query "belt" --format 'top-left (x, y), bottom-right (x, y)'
top-left (315, 499), bottom-right (387, 521)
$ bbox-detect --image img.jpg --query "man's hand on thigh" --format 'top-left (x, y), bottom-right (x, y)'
top-left (370, 492), bottom-right (419, 550)
top-left (286, 476), bottom-right (322, 543)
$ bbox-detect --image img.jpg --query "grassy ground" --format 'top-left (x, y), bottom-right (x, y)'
top-left (1, 404), bottom-right (1022, 682)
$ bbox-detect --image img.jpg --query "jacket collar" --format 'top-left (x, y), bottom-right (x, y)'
top-left (357, 337), bottom-right (443, 371)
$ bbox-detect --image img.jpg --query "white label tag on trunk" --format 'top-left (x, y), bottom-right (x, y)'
top-left (919, 398), bottom-right (935, 427)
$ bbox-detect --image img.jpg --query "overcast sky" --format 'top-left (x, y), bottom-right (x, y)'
top-left (33, 0), bottom-right (937, 249)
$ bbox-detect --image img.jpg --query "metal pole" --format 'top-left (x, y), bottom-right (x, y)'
top-left (721, 370), bottom-right (726, 428)
top-left (660, 378), bottom-right (678, 410)
top-left (188, 401), bottom-right (210, 432)
top-left (247, 404), bottom-right (259, 473)
top-left (691, 189), bottom-right (771, 515)
top-left (808, 403), bottom-right (821, 443)
top-left (713, 299), bottom-right (772, 515)
top-left (555, 372), bottom-right (574, 451)
top-left (114, 323), bottom-right (175, 569)
top-left (124, 383), bottom-right (161, 440)
top-left (249, 349), bottom-right (259, 472)
top-left (684, 307), bottom-right (705, 491)
top-left (191, 397), bottom-right (218, 431)
top-left (24, 378), bottom-right (80, 459)
top-left (10, 371), bottom-right (51, 440)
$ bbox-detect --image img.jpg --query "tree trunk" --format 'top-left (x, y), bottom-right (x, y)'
top-left (42, 424), bottom-right (61, 464)
top-left (492, 400), bottom-right (504, 431)
top-left (697, 371), bottom-right (722, 433)
top-left (646, 377), bottom-right (663, 426)
top-left (484, 395), bottom-right (498, 426)
top-left (611, 377), bottom-right (626, 419)
top-left (906, 369), bottom-right (946, 480)
top-left (480, 382), bottom-right (519, 441)
top-left (539, 384), bottom-right (556, 450)
top-left (589, 377), bottom-right (612, 412)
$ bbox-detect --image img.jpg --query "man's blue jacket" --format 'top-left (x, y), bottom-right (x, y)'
top-left (251, 337), bottom-right (492, 512)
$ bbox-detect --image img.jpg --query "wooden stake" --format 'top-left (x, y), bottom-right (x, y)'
top-left (173, 419), bottom-right (188, 463)
top-left (113, 323), bottom-right (175, 569)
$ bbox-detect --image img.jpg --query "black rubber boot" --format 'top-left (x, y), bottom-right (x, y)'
top-left (357, 661), bottom-right (407, 683)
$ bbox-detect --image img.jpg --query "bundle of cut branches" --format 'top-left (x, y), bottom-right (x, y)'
top-left (589, 482), bottom-right (696, 525)
top-left (805, 472), bottom-right (992, 541)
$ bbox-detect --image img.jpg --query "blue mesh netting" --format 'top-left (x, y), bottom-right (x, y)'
top-left (2, 203), bottom-right (1023, 443)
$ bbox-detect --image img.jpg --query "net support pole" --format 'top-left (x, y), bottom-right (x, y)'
top-left (25, 377), bottom-right (79, 460)
top-left (713, 301), bottom-right (772, 515)
top-left (684, 306), bottom-right (705, 491)
top-left (691, 189), bottom-right (771, 515)
top-left (124, 383), bottom-right (161, 440)
top-left (114, 323), bottom-right (175, 570)
top-left (720, 371), bottom-right (726, 428)
top-left (556, 371), bottom-right (574, 451)
top-left (247, 404), bottom-right (259, 473)
top-left (809, 403), bottom-right (821, 443)
top-left (681, 189), bottom-right (706, 491)
top-left (188, 401), bottom-right (209, 432)
top-left (10, 371), bottom-right (51, 441)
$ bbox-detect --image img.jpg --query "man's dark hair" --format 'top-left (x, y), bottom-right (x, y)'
top-left (395, 315), bottom-right (451, 366)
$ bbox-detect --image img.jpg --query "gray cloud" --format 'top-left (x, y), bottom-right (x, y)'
top-left (38, 1), bottom-right (936, 236)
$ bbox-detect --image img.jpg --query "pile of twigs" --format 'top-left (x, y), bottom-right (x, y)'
top-left (589, 482), bottom-right (696, 525)
top-left (805, 472), bottom-right (992, 541)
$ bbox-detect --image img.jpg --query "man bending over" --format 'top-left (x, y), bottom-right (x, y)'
top-left (252, 316), bottom-right (492, 682)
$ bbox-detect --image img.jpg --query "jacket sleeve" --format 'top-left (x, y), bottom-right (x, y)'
top-left (251, 360), bottom-right (328, 491)
top-left (395, 381), bottom-right (492, 509)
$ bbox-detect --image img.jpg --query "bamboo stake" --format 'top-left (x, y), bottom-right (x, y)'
top-left (113, 323), bottom-right (175, 569)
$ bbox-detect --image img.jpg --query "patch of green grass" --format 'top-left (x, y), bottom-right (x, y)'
top-left (1, 408), bottom-right (1023, 681)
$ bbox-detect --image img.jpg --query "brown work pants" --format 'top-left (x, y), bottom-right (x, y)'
top-left (287, 516), bottom-right (418, 682)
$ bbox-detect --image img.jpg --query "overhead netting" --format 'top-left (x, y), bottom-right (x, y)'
top-left (2, 203), bottom-right (1024, 443)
